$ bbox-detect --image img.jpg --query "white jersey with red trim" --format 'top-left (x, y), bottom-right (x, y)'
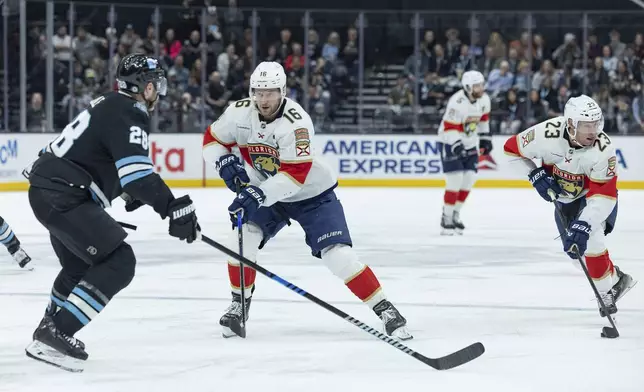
top-left (438, 89), bottom-right (491, 149)
top-left (503, 116), bottom-right (618, 231)
top-left (202, 97), bottom-right (337, 206)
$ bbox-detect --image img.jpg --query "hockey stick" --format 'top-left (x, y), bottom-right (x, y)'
top-left (551, 195), bottom-right (619, 337)
top-left (200, 234), bottom-right (485, 370)
top-left (235, 181), bottom-right (247, 338)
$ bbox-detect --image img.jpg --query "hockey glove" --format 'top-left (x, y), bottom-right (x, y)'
top-left (217, 154), bottom-right (250, 193)
top-left (228, 185), bottom-right (265, 225)
top-left (479, 137), bottom-right (493, 156)
top-left (528, 166), bottom-right (562, 202)
top-left (563, 220), bottom-right (591, 259)
top-left (168, 195), bottom-right (201, 243)
top-left (121, 192), bottom-right (144, 212)
top-left (450, 140), bottom-right (467, 159)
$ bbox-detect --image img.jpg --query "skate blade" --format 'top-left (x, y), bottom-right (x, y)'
top-left (440, 229), bottom-right (455, 236)
top-left (390, 326), bottom-right (413, 341)
top-left (25, 341), bottom-right (85, 373)
top-left (615, 278), bottom-right (638, 303)
top-left (220, 322), bottom-right (246, 339)
top-left (454, 229), bottom-right (464, 235)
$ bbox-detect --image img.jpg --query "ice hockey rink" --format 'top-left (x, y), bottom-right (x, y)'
top-left (1, 187), bottom-right (642, 392)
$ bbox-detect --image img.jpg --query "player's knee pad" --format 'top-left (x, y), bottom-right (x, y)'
top-left (227, 223), bottom-right (263, 265)
top-left (461, 170), bottom-right (476, 190)
top-left (445, 172), bottom-right (464, 191)
top-left (105, 242), bottom-right (137, 291)
top-left (585, 230), bottom-right (607, 256)
top-left (321, 244), bottom-right (364, 281)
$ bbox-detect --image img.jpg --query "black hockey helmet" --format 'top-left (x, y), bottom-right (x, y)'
top-left (116, 53), bottom-right (167, 96)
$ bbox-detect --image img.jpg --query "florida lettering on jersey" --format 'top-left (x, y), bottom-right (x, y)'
top-left (202, 97), bottom-right (337, 206)
top-left (438, 89), bottom-right (491, 148)
top-left (503, 116), bottom-right (618, 230)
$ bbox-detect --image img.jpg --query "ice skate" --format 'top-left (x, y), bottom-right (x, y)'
top-left (453, 211), bottom-right (465, 235)
top-left (9, 244), bottom-right (32, 268)
top-left (220, 290), bottom-right (253, 338)
top-left (611, 266), bottom-right (637, 303)
top-left (373, 300), bottom-right (413, 340)
top-left (25, 316), bottom-right (88, 372)
top-left (440, 212), bottom-right (455, 236)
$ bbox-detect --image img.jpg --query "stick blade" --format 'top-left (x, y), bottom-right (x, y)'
top-left (416, 342), bottom-right (485, 370)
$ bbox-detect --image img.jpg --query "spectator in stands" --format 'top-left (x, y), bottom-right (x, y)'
top-left (444, 28), bottom-right (461, 62)
top-left (404, 49), bottom-right (428, 81)
top-left (452, 44), bottom-right (473, 79)
top-left (552, 33), bottom-right (580, 69)
top-left (174, 92), bottom-right (201, 133)
top-left (120, 24), bottom-right (143, 54)
top-left (586, 33), bottom-right (602, 60)
top-left (532, 34), bottom-right (547, 71)
top-left (587, 57), bottom-right (611, 95)
top-left (477, 46), bottom-right (498, 78)
top-left (487, 32), bottom-right (507, 60)
top-left (556, 63), bottom-right (582, 95)
top-left (191, 58), bottom-right (203, 85)
top-left (387, 75), bottom-right (413, 129)
top-left (513, 60), bottom-right (531, 93)
top-left (243, 45), bottom-right (254, 72)
top-left (507, 47), bottom-right (520, 74)
top-left (486, 60), bottom-right (513, 97)
top-left (323, 32), bottom-right (341, 63)
top-left (307, 29), bottom-right (322, 62)
top-left (26, 93), bottom-right (46, 133)
top-left (343, 27), bottom-right (359, 75)
top-left (548, 85), bottom-right (569, 116)
top-left (170, 55), bottom-right (190, 91)
top-left (285, 43), bottom-right (305, 72)
top-left (276, 29), bottom-right (293, 61)
top-left (53, 25), bottom-right (72, 62)
top-left (420, 30), bottom-right (436, 61)
top-left (218, 44), bottom-right (237, 82)
top-left (223, 0), bottom-right (244, 45)
top-left (164, 28), bottom-right (182, 60)
top-left (609, 30), bottom-right (627, 59)
top-left (142, 25), bottom-right (158, 55)
top-left (182, 30), bottom-right (203, 69)
top-left (499, 89), bottom-right (525, 135)
top-left (602, 45), bottom-right (618, 76)
top-left (72, 26), bottom-right (106, 67)
top-left (429, 44), bottom-right (450, 77)
top-left (632, 87), bottom-right (644, 133)
top-left (264, 45), bottom-right (280, 64)
top-left (419, 72), bottom-right (444, 108)
top-left (185, 75), bottom-right (201, 100)
top-left (525, 89), bottom-right (548, 127)
top-left (632, 33), bottom-right (644, 60)
top-left (226, 58), bottom-right (245, 91)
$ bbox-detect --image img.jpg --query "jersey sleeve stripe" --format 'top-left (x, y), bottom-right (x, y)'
top-left (587, 176), bottom-right (618, 199)
top-left (203, 126), bottom-right (237, 150)
top-left (280, 161), bottom-right (313, 184)
top-left (118, 163), bottom-right (154, 179)
top-left (503, 134), bottom-right (524, 157)
top-left (115, 155), bottom-right (153, 169)
top-left (480, 113), bottom-right (490, 122)
top-left (443, 121), bottom-right (464, 132)
top-left (120, 169), bottom-right (154, 187)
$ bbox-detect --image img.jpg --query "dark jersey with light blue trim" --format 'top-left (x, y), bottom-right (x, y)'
top-left (46, 92), bottom-right (154, 201)
top-left (43, 92), bottom-right (174, 216)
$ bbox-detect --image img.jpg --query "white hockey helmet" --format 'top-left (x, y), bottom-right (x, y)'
top-left (564, 94), bottom-right (604, 147)
top-left (249, 61), bottom-right (287, 99)
top-left (461, 70), bottom-right (485, 94)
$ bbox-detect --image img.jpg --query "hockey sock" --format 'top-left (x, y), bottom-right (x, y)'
top-left (444, 172), bottom-right (464, 216)
top-left (54, 280), bottom-right (111, 336)
top-left (585, 250), bottom-right (616, 293)
top-left (0, 218), bottom-right (20, 252)
top-left (454, 171), bottom-right (476, 213)
top-left (345, 266), bottom-right (386, 308)
top-left (228, 261), bottom-right (257, 299)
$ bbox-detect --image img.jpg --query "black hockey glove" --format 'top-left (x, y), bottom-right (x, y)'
top-left (217, 154), bottom-right (250, 193)
top-left (528, 166), bottom-right (562, 202)
top-left (479, 137), bottom-right (493, 155)
top-left (121, 192), bottom-right (144, 212)
top-left (450, 140), bottom-right (467, 159)
top-left (167, 195), bottom-right (201, 243)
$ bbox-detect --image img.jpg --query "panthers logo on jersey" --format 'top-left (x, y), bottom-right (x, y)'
top-left (248, 144), bottom-right (280, 178)
top-left (463, 116), bottom-right (480, 135)
top-left (553, 166), bottom-right (585, 198)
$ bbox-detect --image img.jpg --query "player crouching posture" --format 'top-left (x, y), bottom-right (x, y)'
top-left (503, 94), bottom-right (636, 318)
top-left (438, 71), bottom-right (491, 235)
top-left (24, 53), bottom-right (201, 372)
top-left (0, 215), bottom-right (31, 267)
top-left (203, 62), bottom-right (412, 340)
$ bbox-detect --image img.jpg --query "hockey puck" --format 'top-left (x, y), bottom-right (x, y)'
top-left (600, 326), bottom-right (619, 339)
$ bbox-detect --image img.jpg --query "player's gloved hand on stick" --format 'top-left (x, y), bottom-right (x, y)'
top-left (121, 192), bottom-right (144, 212)
top-left (168, 195), bottom-right (201, 243)
top-left (228, 185), bottom-right (265, 225)
top-left (450, 140), bottom-right (467, 160)
top-left (528, 166), bottom-right (562, 202)
top-left (217, 154), bottom-right (250, 193)
top-left (563, 220), bottom-right (591, 259)
top-left (479, 137), bottom-right (493, 155)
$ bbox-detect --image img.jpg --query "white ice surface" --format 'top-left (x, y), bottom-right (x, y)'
top-left (0, 188), bottom-right (642, 392)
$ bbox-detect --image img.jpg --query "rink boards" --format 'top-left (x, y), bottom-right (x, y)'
top-left (0, 133), bottom-right (642, 190)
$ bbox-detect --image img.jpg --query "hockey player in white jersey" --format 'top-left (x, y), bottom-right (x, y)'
top-left (203, 62), bottom-right (412, 340)
top-left (437, 71), bottom-right (491, 235)
top-left (504, 94), bottom-right (636, 318)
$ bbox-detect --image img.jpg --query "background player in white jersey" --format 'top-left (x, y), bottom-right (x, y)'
top-left (0, 215), bottom-right (31, 267)
top-left (437, 71), bottom-right (491, 235)
top-left (503, 94), bottom-right (636, 318)
top-left (203, 62), bottom-right (412, 340)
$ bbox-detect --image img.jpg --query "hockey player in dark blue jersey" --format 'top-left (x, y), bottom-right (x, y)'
top-left (24, 53), bottom-right (201, 372)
